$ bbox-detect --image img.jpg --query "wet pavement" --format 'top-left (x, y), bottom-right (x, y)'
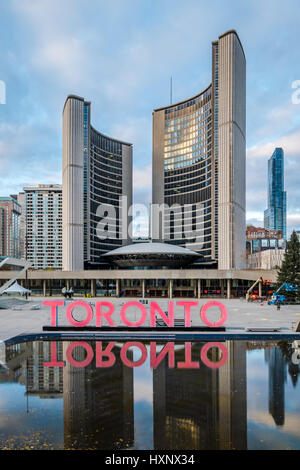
top-left (0, 297), bottom-right (300, 344)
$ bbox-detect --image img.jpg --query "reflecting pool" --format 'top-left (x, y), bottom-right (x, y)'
top-left (0, 339), bottom-right (299, 450)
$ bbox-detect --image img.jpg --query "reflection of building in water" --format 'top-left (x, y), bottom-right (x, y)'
top-left (27, 342), bottom-right (63, 398)
top-left (3, 340), bottom-right (134, 449)
top-left (0, 363), bottom-right (14, 383)
top-left (265, 347), bottom-right (287, 426)
top-left (4, 341), bottom-right (63, 398)
top-left (153, 342), bottom-right (247, 450)
top-left (63, 342), bottom-right (134, 450)
top-left (2, 342), bottom-right (31, 385)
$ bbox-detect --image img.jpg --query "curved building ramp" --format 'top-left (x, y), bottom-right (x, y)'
top-left (0, 257), bottom-right (32, 297)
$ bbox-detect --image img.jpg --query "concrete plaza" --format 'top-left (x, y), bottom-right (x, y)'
top-left (0, 297), bottom-right (300, 347)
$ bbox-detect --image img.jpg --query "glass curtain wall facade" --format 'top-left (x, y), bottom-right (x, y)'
top-left (62, 95), bottom-right (133, 271)
top-left (264, 148), bottom-right (287, 240)
top-left (89, 127), bottom-right (129, 264)
top-left (162, 88), bottom-right (213, 260)
top-left (152, 30), bottom-right (246, 269)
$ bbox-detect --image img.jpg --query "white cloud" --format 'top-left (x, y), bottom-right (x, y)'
top-left (253, 103), bottom-right (300, 142)
top-left (133, 165), bottom-right (152, 190)
top-left (109, 117), bottom-right (151, 149)
top-left (287, 214), bottom-right (300, 228)
top-left (0, 121), bottom-right (61, 196)
top-left (247, 129), bottom-right (300, 160)
top-left (32, 38), bottom-right (86, 84)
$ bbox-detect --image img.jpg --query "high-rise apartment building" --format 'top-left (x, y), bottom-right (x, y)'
top-left (62, 95), bottom-right (133, 271)
top-left (0, 196), bottom-right (21, 259)
top-left (18, 185), bottom-right (62, 269)
top-left (152, 30), bottom-right (246, 269)
top-left (264, 148), bottom-right (287, 240)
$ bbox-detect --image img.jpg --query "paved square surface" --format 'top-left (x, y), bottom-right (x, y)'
top-left (0, 296), bottom-right (300, 344)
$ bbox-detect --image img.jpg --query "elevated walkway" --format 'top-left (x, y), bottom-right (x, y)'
top-left (0, 258), bottom-right (32, 308)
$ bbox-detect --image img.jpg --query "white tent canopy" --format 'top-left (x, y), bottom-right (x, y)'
top-left (2, 281), bottom-right (31, 294)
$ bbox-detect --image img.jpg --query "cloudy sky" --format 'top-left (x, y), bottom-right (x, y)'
top-left (1, 0), bottom-right (300, 236)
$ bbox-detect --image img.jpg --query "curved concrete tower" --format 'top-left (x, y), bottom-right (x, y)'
top-left (62, 95), bottom-right (132, 271)
top-left (152, 30), bottom-right (246, 269)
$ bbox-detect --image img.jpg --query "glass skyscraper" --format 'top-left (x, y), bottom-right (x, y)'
top-left (152, 30), bottom-right (246, 269)
top-left (264, 148), bottom-right (287, 240)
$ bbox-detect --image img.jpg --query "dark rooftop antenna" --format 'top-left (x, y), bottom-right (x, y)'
top-left (170, 76), bottom-right (173, 105)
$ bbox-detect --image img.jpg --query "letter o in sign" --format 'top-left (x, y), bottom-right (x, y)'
top-left (66, 301), bottom-right (93, 327)
top-left (200, 301), bottom-right (227, 327)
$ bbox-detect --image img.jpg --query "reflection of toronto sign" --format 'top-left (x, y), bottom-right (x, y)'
top-left (43, 299), bottom-right (228, 328)
top-left (44, 341), bottom-right (228, 370)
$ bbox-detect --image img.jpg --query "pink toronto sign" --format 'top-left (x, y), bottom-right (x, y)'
top-left (43, 300), bottom-right (228, 328)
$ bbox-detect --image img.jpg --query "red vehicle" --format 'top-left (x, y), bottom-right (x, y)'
top-left (248, 294), bottom-right (260, 302)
